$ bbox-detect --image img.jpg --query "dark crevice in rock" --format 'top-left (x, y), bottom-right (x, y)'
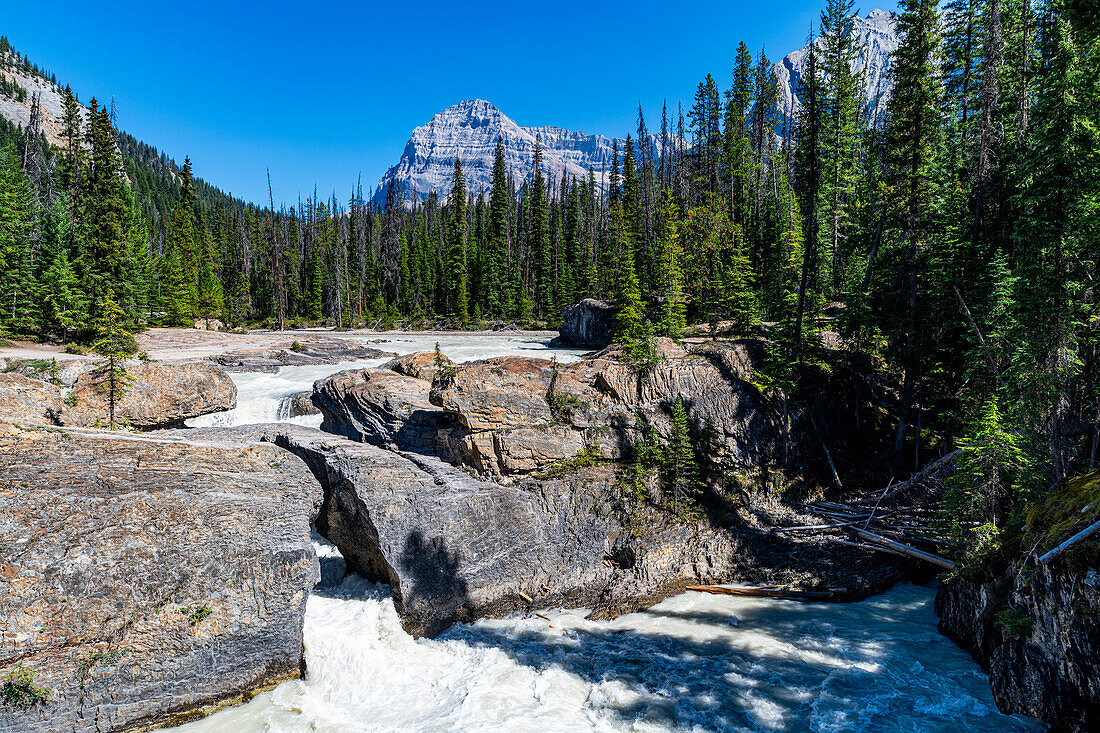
top-left (271, 434), bottom-right (403, 602)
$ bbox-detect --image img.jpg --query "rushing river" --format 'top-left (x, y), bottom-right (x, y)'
top-left (176, 334), bottom-right (1042, 733)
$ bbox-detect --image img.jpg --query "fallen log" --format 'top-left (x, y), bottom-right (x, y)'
top-left (773, 520), bottom-right (867, 532)
top-left (1038, 518), bottom-right (1100, 565)
top-left (686, 585), bottom-right (839, 601)
top-left (850, 528), bottom-right (956, 571)
top-left (829, 538), bottom-right (908, 557)
top-left (851, 450), bottom-right (962, 505)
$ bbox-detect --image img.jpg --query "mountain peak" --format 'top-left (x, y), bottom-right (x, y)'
top-left (375, 101), bottom-right (633, 205)
top-left (774, 9), bottom-right (899, 126)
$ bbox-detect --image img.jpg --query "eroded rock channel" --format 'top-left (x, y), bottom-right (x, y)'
top-left (0, 336), bottom-right (1039, 731)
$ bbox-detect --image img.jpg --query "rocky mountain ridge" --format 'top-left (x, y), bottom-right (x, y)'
top-left (0, 48), bottom-right (88, 149)
top-left (774, 9), bottom-right (899, 126)
top-left (372, 99), bottom-right (666, 205)
top-left (374, 11), bottom-right (898, 204)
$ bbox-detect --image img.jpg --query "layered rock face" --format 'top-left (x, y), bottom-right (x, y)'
top-left (62, 362), bottom-right (236, 429)
top-left (557, 298), bottom-right (614, 348)
top-left (0, 423), bottom-right (322, 733)
top-left (319, 339), bottom-right (774, 480)
top-left (938, 563), bottom-right (1100, 731)
top-left (936, 472), bottom-right (1100, 731)
top-left (1, 363), bottom-right (236, 429)
top-left (267, 425), bottom-right (899, 638)
top-left (302, 343), bottom-right (905, 638)
top-left (0, 373), bottom-right (63, 424)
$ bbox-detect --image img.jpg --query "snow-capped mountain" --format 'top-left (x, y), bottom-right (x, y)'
top-left (373, 99), bottom-right (660, 205)
top-left (774, 9), bottom-right (899, 126)
top-left (375, 11), bottom-right (898, 204)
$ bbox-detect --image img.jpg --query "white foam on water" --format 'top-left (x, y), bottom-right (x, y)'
top-left (174, 334), bottom-right (1042, 732)
top-left (177, 540), bottom-right (1042, 733)
top-left (187, 334), bottom-right (589, 429)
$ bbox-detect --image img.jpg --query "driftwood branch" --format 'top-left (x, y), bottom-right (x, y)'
top-left (1038, 519), bottom-right (1100, 565)
top-left (774, 520), bottom-right (867, 532)
top-left (851, 450), bottom-right (962, 505)
top-left (687, 585), bottom-right (838, 601)
top-left (851, 528), bottom-right (956, 570)
top-left (829, 538), bottom-right (909, 557)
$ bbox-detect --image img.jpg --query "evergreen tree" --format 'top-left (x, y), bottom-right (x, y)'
top-left (819, 0), bottom-right (865, 294)
top-left (39, 194), bottom-right (85, 335)
top-left (657, 190), bottom-right (686, 337)
top-left (666, 395), bottom-right (700, 515)
top-left (83, 100), bottom-right (134, 321)
top-left (486, 137), bottom-right (509, 316)
top-left (91, 298), bottom-right (135, 430)
top-left (530, 137), bottom-right (552, 319)
top-left (883, 0), bottom-right (944, 468)
top-left (0, 145), bottom-right (37, 334)
top-left (446, 157), bottom-right (469, 322)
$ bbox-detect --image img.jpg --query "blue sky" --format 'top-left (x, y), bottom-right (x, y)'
top-left (3, 1), bottom-right (897, 206)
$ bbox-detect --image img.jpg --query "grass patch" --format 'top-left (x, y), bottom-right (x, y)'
top-left (1025, 470), bottom-right (1100, 567)
top-left (180, 604), bottom-right (213, 626)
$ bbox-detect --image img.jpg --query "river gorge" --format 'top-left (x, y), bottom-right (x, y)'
top-left (160, 333), bottom-right (1041, 733)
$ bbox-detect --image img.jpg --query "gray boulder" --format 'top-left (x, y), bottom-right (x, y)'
top-left (61, 362), bottom-right (237, 429)
top-left (0, 423), bottom-right (321, 733)
top-left (558, 298), bottom-right (614, 348)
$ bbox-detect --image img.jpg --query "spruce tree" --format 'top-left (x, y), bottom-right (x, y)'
top-left (530, 137), bottom-right (552, 319)
top-left (612, 198), bottom-right (651, 366)
top-left (883, 0), bottom-right (944, 468)
top-left (667, 395), bottom-right (700, 515)
top-left (0, 145), bottom-right (37, 335)
top-left (91, 298), bottom-right (135, 430)
top-left (446, 157), bottom-right (469, 323)
top-left (657, 190), bottom-right (686, 337)
top-left (40, 194), bottom-right (85, 336)
top-left (487, 137), bottom-right (509, 316)
top-left (819, 0), bottom-right (865, 295)
top-left (83, 100), bottom-right (133, 322)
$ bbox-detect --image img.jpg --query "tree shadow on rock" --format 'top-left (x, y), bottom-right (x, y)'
top-left (399, 530), bottom-right (470, 636)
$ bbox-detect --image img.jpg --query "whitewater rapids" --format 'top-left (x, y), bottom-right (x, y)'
top-left (174, 334), bottom-right (1042, 732)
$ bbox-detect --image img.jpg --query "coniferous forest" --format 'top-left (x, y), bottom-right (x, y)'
top-left (1, 0), bottom-right (1098, 542)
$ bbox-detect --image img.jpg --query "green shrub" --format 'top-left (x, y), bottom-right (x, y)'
top-left (290, 341), bottom-right (304, 353)
top-left (994, 608), bottom-right (1035, 638)
top-left (180, 604), bottom-right (212, 626)
top-left (1, 664), bottom-right (50, 708)
top-left (63, 343), bottom-right (87, 355)
top-left (532, 448), bottom-right (605, 480)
